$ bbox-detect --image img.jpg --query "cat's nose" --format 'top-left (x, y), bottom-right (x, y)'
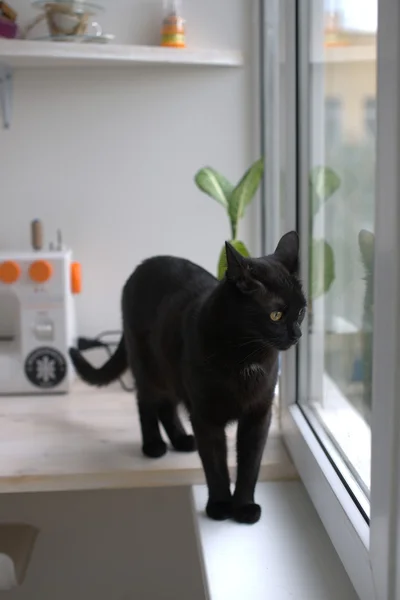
top-left (293, 323), bottom-right (302, 339)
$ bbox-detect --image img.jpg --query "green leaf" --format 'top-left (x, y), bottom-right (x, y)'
top-left (310, 238), bottom-right (335, 300)
top-left (217, 239), bottom-right (251, 280)
top-left (194, 167), bottom-right (234, 209)
top-left (309, 166), bottom-right (341, 218)
top-left (228, 158), bottom-right (264, 230)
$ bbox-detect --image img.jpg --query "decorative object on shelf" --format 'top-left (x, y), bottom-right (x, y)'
top-left (0, 220), bottom-right (81, 395)
top-left (0, 1), bottom-right (17, 23)
top-left (195, 158), bottom-right (264, 279)
top-left (0, 0), bottom-right (17, 38)
top-left (0, 15), bottom-right (17, 38)
top-left (161, 0), bottom-right (185, 48)
top-left (22, 0), bottom-right (113, 43)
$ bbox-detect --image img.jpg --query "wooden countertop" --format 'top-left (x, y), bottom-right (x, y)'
top-left (0, 384), bottom-right (297, 494)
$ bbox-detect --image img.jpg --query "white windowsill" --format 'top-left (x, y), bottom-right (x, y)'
top-left (192, 482), bottom-right (359, 600)
top-left (312, 373), bottom-right (371, 492)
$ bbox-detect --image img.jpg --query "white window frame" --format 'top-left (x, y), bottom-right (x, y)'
top-left (261, 0), bottom-right (400, 598)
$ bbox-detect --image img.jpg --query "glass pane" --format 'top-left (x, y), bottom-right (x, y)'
top-left (300, 0), bottom-right (377, 497)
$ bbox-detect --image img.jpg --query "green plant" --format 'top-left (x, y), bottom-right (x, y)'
top-left (194, 160), bottom-right (340, 294)
top-left (194, 158), bottom-right (264, 279)
top-left (309, 166), bottom-right (341, 300)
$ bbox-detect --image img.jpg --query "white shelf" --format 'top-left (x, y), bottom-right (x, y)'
top-left (0, 38), bottom-right (243, 68)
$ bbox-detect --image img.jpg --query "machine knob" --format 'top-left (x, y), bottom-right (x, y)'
top-left (29, 260), bottom-right (53, 284)
top-left (71, 262), bottom-right (82, 294)
top-left (0, 260), bottom-right (21, 284)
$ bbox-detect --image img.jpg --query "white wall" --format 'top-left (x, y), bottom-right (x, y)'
top-left (0, 0), bottom-right (259, 337)
top-left (0, 1), bottom-right (259, 595)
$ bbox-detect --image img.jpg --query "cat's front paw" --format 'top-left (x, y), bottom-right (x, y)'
top-left (142, 440), bottom-right (168, 458)
top-left (206, 500), bottom-right (233, 521)
top-left (232, 503), bottom-right (261, 524)
top-left (172, 434), bottom-right (196, 452)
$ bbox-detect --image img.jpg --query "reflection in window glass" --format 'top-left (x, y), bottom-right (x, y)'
top-left (363, 97), bottom-right (376, 137)
top-left (301, 0), bottom-right (376, 496)
top-left (325, 97), bottom-right (342, 148)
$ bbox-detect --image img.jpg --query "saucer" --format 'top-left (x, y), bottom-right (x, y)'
top-left (34, 32), bottom-right (114, 43)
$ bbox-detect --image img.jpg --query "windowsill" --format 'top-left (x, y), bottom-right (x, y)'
top-left (192, 482), bottom-right (359, 600)
top-left (311, 373), bottom-right (371, 492)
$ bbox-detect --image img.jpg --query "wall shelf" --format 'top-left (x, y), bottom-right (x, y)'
top-left (0, 39), bottom-right (242, 129)
top-left (0, 39), bottom-right (243, 68)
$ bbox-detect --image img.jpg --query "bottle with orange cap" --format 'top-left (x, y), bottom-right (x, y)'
top-left (161, 0), bottom-right (185, 48)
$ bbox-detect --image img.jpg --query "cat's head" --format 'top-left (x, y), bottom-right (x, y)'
top-left (225, 231), bottom-right (307, 351)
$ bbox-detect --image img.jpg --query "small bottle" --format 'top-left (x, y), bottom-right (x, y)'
top-left (161, 0), bottom-right (185, 48)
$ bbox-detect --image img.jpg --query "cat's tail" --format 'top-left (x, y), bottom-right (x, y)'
top-left (69, 337), bottom-right (127, 386)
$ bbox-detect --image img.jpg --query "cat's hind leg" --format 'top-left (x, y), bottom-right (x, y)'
top-left (158, 401), bottom-right (196, 452)
top-left (126, 332), bottom-right (168, 458)
top-left (137, 385), bottom-right (168, 458)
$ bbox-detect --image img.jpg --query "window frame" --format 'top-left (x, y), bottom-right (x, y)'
top-left (260, 0), bottom-right (400, 598)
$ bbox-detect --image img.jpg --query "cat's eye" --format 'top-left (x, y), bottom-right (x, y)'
top-left (270, 311), bottom-right (283, 322)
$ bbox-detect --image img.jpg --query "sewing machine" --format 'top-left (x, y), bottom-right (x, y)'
top-left (0, 223), bottom-right (81, 395)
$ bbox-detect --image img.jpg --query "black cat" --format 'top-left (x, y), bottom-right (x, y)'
top-left (69, 232), bottom-right (306, 525)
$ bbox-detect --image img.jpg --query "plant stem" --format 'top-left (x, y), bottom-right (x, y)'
top-left (231, 219), bottom-right (237, 240)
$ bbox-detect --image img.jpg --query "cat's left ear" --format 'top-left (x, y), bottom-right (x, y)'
top-left (274, 231), bottom-right (299, 274)
top-left (225, 242), bottom-right (259, 294)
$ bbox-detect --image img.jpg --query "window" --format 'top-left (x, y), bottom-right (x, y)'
top-left (263, 0), bottom-right (400, 597)
top-left (325, 97), bottom-right (342, 148)
top-left (299, 0), bottom-right (377, 508)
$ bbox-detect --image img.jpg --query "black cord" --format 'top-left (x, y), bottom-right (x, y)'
top-left (76, 331), bottom-right (134, 393)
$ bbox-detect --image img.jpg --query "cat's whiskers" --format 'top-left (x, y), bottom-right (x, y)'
top-left (237, 345), bottom-right (269, 366)
top-left (203, 338), bottom-right (268, 367)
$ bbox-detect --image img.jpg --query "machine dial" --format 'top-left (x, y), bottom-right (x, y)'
top-left (0, 260), bottom-right (21, 284)
top-left (29, 260), bottom-right (53, 284)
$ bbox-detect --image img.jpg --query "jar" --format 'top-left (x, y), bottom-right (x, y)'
top-left (161, 0), bottom-right (185, 48)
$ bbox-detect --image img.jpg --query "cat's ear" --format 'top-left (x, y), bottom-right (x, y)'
top-left (274, 231), bottom-right (299, 274)
top-left (225, 242), bottom-right (259, 294)
top-left (225, 242), bottom-right (247, 279)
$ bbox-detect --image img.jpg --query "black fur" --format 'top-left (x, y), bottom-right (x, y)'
top-left (69, 231), bottom-right (306, 524)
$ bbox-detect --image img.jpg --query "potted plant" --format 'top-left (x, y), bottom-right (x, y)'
top-left (194, 158), bottom-right (264, 279)
top-left (195, 159), bottom-right (340, 299)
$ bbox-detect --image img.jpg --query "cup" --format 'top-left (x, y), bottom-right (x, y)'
top-left (23, 3), bottom-right (104, 40)
top-left (45, 4), bottom-right (89, 36)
